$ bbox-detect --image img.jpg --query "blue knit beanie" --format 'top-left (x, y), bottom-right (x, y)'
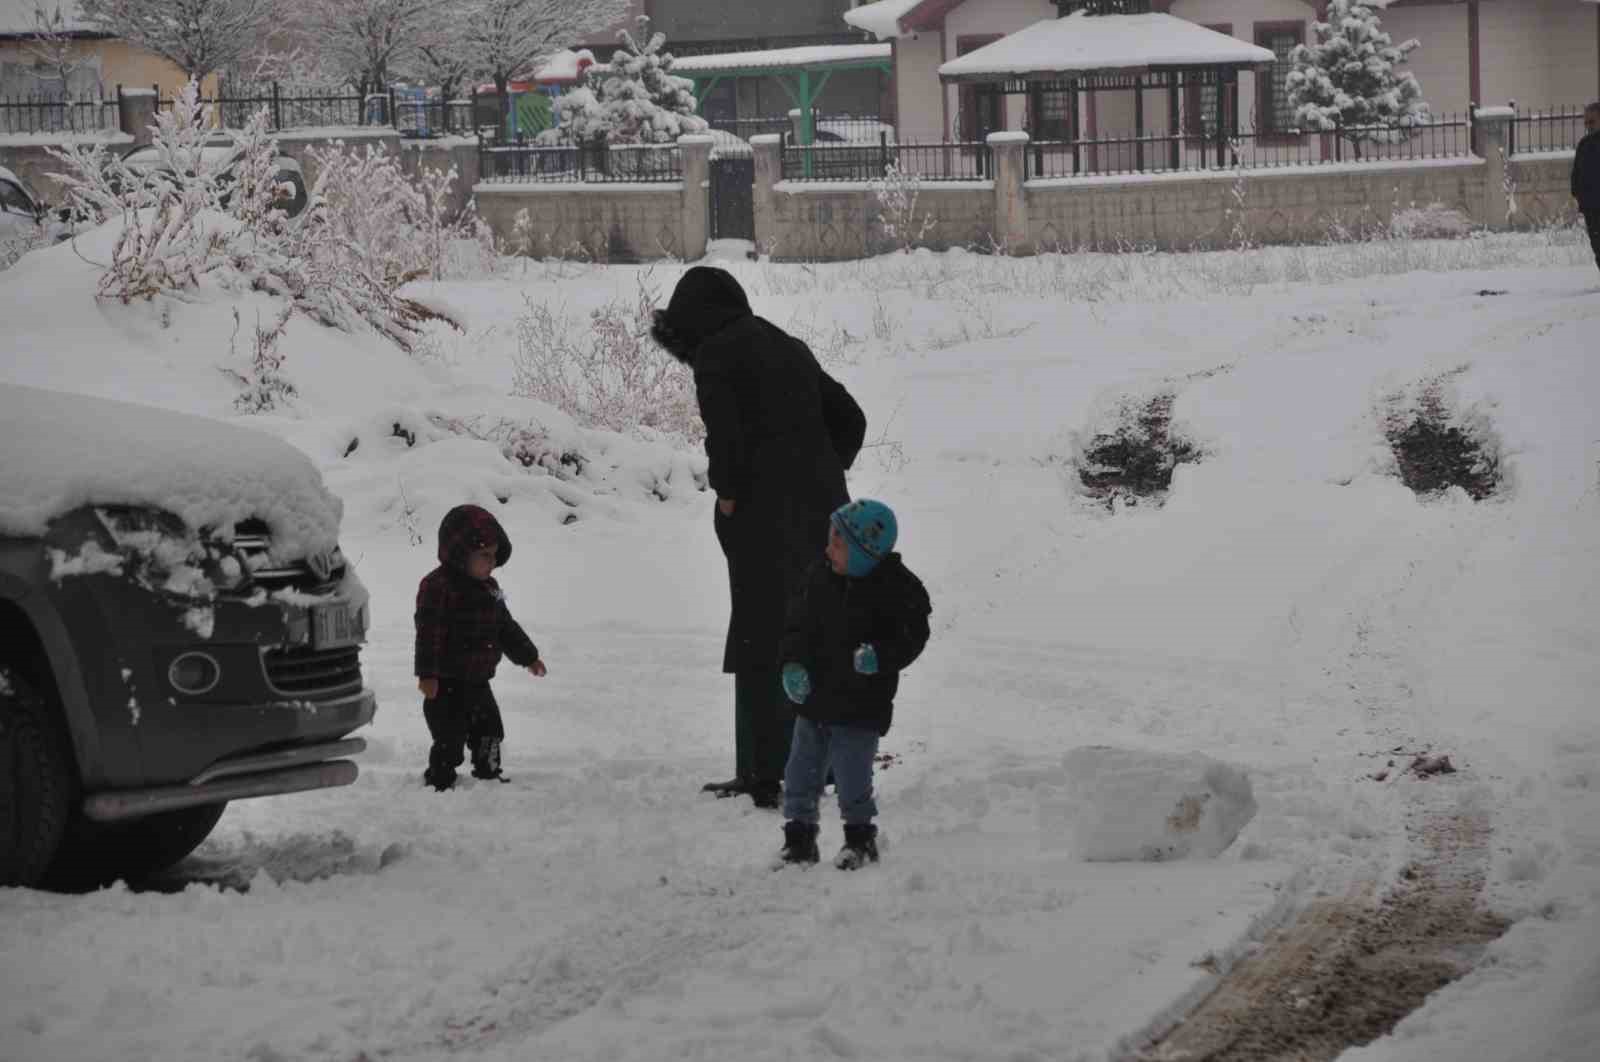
top-left (831, 499), bottom-right (898, 577)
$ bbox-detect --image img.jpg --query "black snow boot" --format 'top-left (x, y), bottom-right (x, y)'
top-left (748, 779), bottom-right (781, 810)
top-left (834, 824), bottom-right (879, 870)
top-left (471, 737), bottom-right (508, 782)
top-left (775, 821), bottom-right (820, 868)
top-left (702, 776), bottom-right (751, 798)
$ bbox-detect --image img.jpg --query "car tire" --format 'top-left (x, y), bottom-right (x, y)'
top-left (0, 668), bottom-right (76, 888)
top-left (46, 802), bottom-right (228, 891)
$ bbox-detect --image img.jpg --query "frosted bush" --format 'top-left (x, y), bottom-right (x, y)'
top-left (511, 274), bottom-right (702, 443)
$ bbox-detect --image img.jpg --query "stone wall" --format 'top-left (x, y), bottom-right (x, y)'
top-left (752, 112), bottom-right (1536, 261)
top-left (471, 136), bottom-right (710, 263)
top-left (1506, 152), bottom-right (1582, 228)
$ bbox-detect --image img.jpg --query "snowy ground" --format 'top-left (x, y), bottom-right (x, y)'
top-left (1, 229), bottom-right (1598, 1062)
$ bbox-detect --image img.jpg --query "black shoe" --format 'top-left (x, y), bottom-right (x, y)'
top-left (702, 776), bottom-right (750, 798)
top-left (774, 821), bottom-right (820, 868)
top-left (834, 824), bottom-right (879, 870)
top-left (424, 769), bottom-right (456, 792)
top-left (748, 781), bottom-right (781, 810)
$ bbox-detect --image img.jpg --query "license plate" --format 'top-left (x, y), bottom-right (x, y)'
top-left (312, 601), bottom-right (366, 650)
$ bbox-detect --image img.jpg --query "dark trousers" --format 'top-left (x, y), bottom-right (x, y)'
top-left (734, 667), bottom-right (794, 787)
top-left (422, 682), bottom-right (506, 786)
top-left (1586, 211), bottom-right (1600, 272)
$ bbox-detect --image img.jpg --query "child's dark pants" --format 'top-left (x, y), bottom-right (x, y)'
top-left (423, 681), bottom-right (506, 787)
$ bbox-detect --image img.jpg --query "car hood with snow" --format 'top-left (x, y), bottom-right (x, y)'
top-left (0, 382), bottom-right (342, 561)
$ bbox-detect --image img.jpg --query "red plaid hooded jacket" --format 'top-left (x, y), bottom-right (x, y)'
top-left (414, 504), bottom-right (540, 683)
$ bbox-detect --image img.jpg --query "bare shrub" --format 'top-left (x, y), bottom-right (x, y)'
top-left (511, 273), bottom-right (702, 443)
top-left (221, 303), bottom-right (296, 412)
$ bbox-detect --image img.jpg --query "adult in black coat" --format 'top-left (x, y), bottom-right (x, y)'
top-left (651, 266), bottom-right (867, 807)
top-left (1574, 103), bottom-right (1600, 274)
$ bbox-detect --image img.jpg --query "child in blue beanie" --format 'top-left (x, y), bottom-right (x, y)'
top-left (776, 499), bottom-right (932, 869)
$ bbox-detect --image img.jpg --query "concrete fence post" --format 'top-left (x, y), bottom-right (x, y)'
top-left (751, 133), bottom-right (783, 256)
top-left (1472, 105), bottom-right (1515, 230)
top-left (988, 130), bottom-right (1031, 254)
top-left (678, 133), bottom-right (712, 261)
top-left (118, 87), bottom-right (159, 146)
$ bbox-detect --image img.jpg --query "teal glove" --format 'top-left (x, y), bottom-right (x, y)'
top-left (853, 643), bottom-right (879, 675)
top-left (781, 662), bottom-right (811, 705)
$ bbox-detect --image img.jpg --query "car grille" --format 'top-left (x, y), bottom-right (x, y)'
top-left (262, 647), bottom-right (363, 697)
top-left (232, 519), bottom-right (344, 595)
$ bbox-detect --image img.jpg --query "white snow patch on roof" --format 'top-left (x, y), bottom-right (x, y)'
top-left (940, 14), bottom-right (1275, 79)
top-left (0, 383), bottom-right (342, 556)
top-left (668, 43), bottom-right (891, 74)
top-left (842, 0), bottom-right (922, 40)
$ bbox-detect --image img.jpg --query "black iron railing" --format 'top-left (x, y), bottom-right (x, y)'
top-left (782, 137), bottom-right (992, 181)
top-left (0, 93), bottom-right (118, 135)
top-left (158, 84), bottom-right (374, 129)
top-left (477, 140), bottom-right (685, 183)
top-left (1027, 114), bottom-right (1473, 179)
top-left (1508, 105), bottom-right (1589, 155)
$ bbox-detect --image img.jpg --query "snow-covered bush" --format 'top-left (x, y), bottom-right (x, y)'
top-left (511, 274), bottom-right (702, 443)
top-left (543, 18), bottom-right (707, 147)
top-left (49, 80), bottom-right (476, 352)
top-left (870, 162), bottom-right (936, 254)
top-left (1286, 0), bottom-right (1431, 156)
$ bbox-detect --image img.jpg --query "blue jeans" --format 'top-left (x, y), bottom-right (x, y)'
top-left (783, 718), bottom-right (879, 825)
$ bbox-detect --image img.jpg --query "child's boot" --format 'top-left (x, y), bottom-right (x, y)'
top-left (834, 823), bottom-right (879, 870)
top-left (471, 737), bottom-right (508, 782)
top-left (424, 745), bottom-right (456, 791)
top-left (775, 821), bottom-right (820, 867)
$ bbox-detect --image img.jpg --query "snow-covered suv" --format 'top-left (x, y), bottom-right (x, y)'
top-left (0, 384), bottom-right (376, 889)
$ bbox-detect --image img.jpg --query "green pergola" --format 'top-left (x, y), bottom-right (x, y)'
top-left (672, 43), bottom-right (893, 147)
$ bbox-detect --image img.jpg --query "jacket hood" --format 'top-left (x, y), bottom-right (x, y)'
top-left (653, 266), bottom-right (752, 363)
top-left (437, 504), bottom-right (512, 571)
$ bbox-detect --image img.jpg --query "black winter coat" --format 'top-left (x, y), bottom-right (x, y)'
top-left (1574, 130), bottom-right (1600, 212)
top-left (415, 504), bottom-right (539, 683)
top-left (779, 554), bottom-right (932, 736)
top-left (659, 267), bottom-right (868, 673)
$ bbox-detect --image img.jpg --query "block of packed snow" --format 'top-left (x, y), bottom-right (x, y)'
top-left (1061, 746), bottom-right (1257, 862)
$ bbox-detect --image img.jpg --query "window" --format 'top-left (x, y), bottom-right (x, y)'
top-left (1255, 23), bottom-right (1304, 135)
top-left (1185, 24), bottom-right (1234, 141)
top-left (1034, 89), bottom-right (1074, 141)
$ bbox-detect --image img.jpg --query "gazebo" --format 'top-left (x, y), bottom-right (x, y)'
top-left (671, 43), bottom-right (894, 147)
top-left (937, 0), bottom-right (1275, 172)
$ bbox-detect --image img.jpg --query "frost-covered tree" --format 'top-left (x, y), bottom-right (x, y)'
top-left (459, 0), bottom-right (629, 138)
top-left (408, 11), bottom-right (476, 116)
top-left (1286, 0), bottom-right (1430, 155)
top-left (290, 0), bottom-right (431, 100)
top-left (544, 19), bottom-right (707, 147)
top-left (78, 0), bottom-right (277, 85)
top-left (22, 5), bottom-right (97, 99)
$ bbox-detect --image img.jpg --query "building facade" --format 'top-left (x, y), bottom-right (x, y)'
top-left (851, 0), bottom-right (1600, 144)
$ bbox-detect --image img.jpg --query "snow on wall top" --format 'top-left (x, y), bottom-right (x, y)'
top-left (667, 43), bottom-right (891, 74)
top-left (0, 384), bottom-right (343, 556)
top-left (842, 0), bottom-right (923, 40)
top-left (939, 14), bottom-right (1276, 80)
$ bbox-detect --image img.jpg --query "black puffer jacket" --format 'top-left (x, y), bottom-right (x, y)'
top-left (1574, 129), bottom-right (1600, 212)
top-left (656, 267), bottom-right (868, 673)
top-left (779, 554), bottom-right (932, 736)
top-left (414, 505), bottom-right (539, 683)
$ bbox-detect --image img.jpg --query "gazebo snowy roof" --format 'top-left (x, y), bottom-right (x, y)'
top-left (938, 13), bottom-right (1275, 83)
top-left (669, 43), bottom-right (892, 77)
top-left (842, 0), bottom-right (923, 40)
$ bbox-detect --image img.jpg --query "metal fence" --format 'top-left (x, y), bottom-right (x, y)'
top-left (708, 113), bottom-right (890, 146)
top-left (157, 84), bottom-right (373, 129)
top-left (1508, 105), bottom-right (1589, 155)
top-left (1027, 114), bottom-right (1473, 179)
top-left (478, 140), bottom-right (684, 184)
top-left (0, 94), bottom-right (119, 135)
top-left (782, 137), bottom-right (992, 181)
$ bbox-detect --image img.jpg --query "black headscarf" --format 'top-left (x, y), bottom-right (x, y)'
top-left (650, 266), bottom-right (753, 365)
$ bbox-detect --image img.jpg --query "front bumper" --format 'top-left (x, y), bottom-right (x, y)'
top-left (82, 688), bottom-right (377, 823)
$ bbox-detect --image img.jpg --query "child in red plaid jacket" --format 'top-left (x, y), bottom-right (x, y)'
top-left (415, 504), bottom-right (546, 789)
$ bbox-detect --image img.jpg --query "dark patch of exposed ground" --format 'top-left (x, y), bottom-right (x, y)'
top-left (1137, 796), bottom-right (1509, 1062)
top-left (1078, 393), bottom-right (1203, 509)
top-left (1383, 376), bottom-right (1501, 501)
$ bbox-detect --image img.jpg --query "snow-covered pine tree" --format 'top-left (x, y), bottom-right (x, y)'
top-left (546, 18), bottom-right (707, 147)
top-left (1285, 0), bottom-right (1430, 157)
